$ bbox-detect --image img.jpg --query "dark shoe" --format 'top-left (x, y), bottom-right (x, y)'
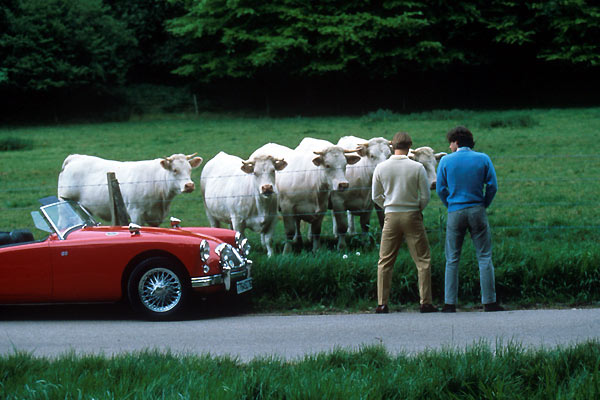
top-left (484, 302), bottom-right (504, 312)
top-left (420, 304), bottom-right (439, 313)
top-left (441, 304), bottom-right (456, 313)
top-left (375, 304), bottom-right (389, 314)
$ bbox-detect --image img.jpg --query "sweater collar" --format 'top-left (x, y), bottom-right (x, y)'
top-left (457, 147), bottom-right (472, 152)
top-left (390, 155), bottom-right (409, 160)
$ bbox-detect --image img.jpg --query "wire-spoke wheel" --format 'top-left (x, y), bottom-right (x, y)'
top-left (128, 257), bottom-right (189, 320)
top-left (138, 267), bottom-right (182, 313)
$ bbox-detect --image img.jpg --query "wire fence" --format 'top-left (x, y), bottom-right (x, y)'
top-left (1, 154), bottom-right (599, 234)
top-left (1, 187), bottom-right (598, 234)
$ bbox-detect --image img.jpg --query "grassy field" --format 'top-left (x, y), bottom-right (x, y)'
top-left (1, 108), bottom-right (599, 309)
top-left (1, 341), bottom-right (599, 399)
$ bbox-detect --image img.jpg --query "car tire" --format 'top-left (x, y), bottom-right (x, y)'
top-left (127, 256), bottom-right (190, 320)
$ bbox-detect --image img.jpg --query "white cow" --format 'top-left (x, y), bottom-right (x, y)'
top-left (334, 136), bottom-right (392, 235)
top-left (409, 147), bottom-right (447, 190)
top-left (253, 139), bottom-right (361, 253)
top-left (58, 153), bottom-right (203, 226)
top-left (200, 151), bottom-right (287, 257)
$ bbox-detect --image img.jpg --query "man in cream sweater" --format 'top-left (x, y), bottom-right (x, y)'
top-left (372, 132), bottom-right (437, 313)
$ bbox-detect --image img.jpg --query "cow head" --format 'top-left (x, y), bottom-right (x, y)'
top-left (312, 147), bottom-right (361, 192)
top-left (241, 155), bottom-right (288, 197)
top-left (354, 137), bottom-right (393, 168)
top-left (408, 147), bottom-right (447, 190)
top-left (160, 153), bottom-right (203, 194)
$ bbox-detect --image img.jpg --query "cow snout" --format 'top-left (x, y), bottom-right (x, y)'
top-left (430, 181), bottom-right (436, 190)
top-left (183, 182), bottom-right (195, 193)
top-left (337, 182), bottom-right (349, 191)
top-left (261, 184), bottom-right (274, 195)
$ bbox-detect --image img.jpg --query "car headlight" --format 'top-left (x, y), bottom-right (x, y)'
top-left (199, 239), bottom-right (210, 263)
top-left (234, 231), bottom-right (251, 257)
top-left (215, 243), bottom-right (243, 269)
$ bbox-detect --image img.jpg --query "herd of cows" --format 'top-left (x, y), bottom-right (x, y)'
top-left (57, 136), bottom-right (446, 256)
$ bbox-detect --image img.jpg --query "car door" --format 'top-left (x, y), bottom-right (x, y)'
top-left (0, 240), bottom-right (52, 302)
top-left (49, 233), bottom-right (123, 302)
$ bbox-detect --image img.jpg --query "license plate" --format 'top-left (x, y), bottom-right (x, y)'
top-left (236, 277), bottom-right (253, 294)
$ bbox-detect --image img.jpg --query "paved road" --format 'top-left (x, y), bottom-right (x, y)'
top-left (1, 305), bottom-right (598, 361)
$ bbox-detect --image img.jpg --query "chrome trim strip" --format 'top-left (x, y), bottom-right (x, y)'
top-left (191, 269), bottom-right (249, 289)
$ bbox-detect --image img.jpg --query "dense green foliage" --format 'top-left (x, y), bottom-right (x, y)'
top-left (0, 0), bottom-right (135, 92)
top-left (0, 0), bottom-right (599, 120)
top-left (1, 341), bottom-right (600, 398)
top-left (168, 0), bottom-right (600, 81)
top-left (1, 108), bottom-right (598, 309)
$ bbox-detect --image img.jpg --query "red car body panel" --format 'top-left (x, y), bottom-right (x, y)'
top-left (0, 225), bottom-right (242, 304)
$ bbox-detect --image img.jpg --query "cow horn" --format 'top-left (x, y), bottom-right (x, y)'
top-left (186, 152), bottom-right (198, 159)
top-left (313, 151), bottom-right (324, 156)
top-left (344, 149), bottom-right (359, 153)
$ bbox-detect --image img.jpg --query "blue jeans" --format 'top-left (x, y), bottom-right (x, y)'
top-left (444, 205), bottom-right (496, 305)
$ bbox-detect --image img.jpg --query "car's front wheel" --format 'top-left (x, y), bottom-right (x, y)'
top-left (127, 257), bottom-right (189, 320)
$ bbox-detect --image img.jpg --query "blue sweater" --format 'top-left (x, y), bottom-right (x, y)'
top-left (436, 147), bottom-right (497, 212)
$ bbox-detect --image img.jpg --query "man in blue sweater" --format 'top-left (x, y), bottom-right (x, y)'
top-left (436, 126), bottom-right (504, 312)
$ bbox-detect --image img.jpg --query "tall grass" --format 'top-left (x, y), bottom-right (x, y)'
top-left (1, 341), bottom-right (599, 399)
top-left (250, 236), bottom-right (600, 311)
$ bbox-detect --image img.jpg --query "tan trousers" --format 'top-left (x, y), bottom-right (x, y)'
top-left (377, 211), bottom-right (432, 306)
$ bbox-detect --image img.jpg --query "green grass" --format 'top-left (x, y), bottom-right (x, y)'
top-left (1, 108), bottom-right (599, 309)
top-left (1, 341), bottom-right (599, 399)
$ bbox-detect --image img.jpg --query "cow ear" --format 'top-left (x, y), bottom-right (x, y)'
top-left (189, 157), bottom-right (203, 168)
top-left (312, 155), bottom-right (323, 167)
top-left (356, 143), bottom-right (369, 157)
top-left (435, 152), bottom-right (447, 161)
top-left (160, 159), bottom-right (172, 170)
top-left (407, 152), bottom-right (416, 160)
top-left (241, 161), bottom-right (254, 174)
top-left (274, 159), bottom-right (288, 171)
top-left (345, 154), bottom-right (361, 165)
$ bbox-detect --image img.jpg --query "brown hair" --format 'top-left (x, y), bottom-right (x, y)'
top-left (391, 132), bottom-right (412, 150)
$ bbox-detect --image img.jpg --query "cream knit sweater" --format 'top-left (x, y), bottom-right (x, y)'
top-left (371, 155), bottom-right (430, 212)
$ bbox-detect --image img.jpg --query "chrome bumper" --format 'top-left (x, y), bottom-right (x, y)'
top-left (191, 260), bottom-right (252, 291)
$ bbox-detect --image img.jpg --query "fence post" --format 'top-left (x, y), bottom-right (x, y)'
top-left (107, 172), bottom-right (131, 226)
top-left (193, 94), bottom-right (199, 115)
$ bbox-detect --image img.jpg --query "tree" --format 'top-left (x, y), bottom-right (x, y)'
top-left (105, 0), bottom-right (188, 83)
top-left (0, 0), bottom-right (136, 92)
top-left (166, 0), bottom-right (456, 82)
top-left (167, 0), bottom-right (600, 84)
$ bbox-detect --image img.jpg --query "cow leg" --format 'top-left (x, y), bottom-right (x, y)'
top-left (282, 215), bottom-right (297, 254)
top-left (332, 209), bottom-right (348, 250)
top-left (262, 221), bottom-right (277, 257)
top-left (347, 210), bottom-right (357, 235)
top-left (357, 209), bottom-right (374, 246)
top-left (205, 212), bottom-right (221, 228)
top-left (231, 217), bottom-right (246, 236)
top-left (310, 216), bottom-right (324, 252)
top-left (128, 209), bottom-right (144, 226)
top-left (294, 219), bottom-right (303, 250)
top-left (332, 211), bottom-right (338, 238)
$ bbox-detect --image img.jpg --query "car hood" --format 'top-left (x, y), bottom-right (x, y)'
top-left (64, 225), bottom-right (238, 247)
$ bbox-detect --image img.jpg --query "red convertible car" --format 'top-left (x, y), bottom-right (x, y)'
top-left (0, 198), bottom-right (253, 320)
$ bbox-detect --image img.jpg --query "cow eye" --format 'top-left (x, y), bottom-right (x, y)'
top-left (173, 168), bottom-right (179, 174)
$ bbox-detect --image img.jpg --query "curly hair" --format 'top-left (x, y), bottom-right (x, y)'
top-left (446, 126), bottom-right (475, 148)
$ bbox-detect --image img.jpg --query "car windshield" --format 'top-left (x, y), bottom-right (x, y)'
top-left (40, 201), bottom-right (98, 239)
